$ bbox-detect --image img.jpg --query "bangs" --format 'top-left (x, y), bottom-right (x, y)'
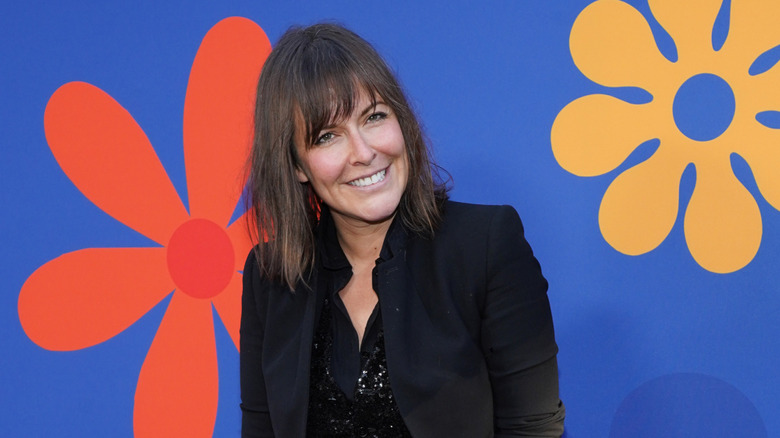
top-left (249, 22), bottom-right (447, 289)
top-left (291, 40), bottom-right (384, 148)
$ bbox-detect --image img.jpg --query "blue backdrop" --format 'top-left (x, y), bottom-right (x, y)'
top-left (3, 0), bottom-right (778, 436)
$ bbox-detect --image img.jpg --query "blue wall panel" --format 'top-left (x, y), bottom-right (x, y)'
top-left (3, 1), bottom-right (777, 436)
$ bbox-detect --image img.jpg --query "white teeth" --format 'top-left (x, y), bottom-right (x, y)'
top-left (349, 169), bottom-right (386, 187)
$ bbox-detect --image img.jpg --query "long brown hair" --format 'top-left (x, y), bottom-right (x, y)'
top-left (247, 23), bottom-right (449, 290)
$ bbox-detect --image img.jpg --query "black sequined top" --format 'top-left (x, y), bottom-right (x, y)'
top-left (307, 297), bottom-right (412, 437)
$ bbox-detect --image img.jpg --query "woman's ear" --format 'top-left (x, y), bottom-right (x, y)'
top-left (291, 139), bottom-right (309, 183)
top-left (295, 166), bottom-right (309, 183)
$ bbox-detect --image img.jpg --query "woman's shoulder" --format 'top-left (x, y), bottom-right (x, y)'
top-left (439, 200), bottom-right (523, 233)
top-left (242, 245), bottom-right (283, 295)
top-left (442, 199), bottom-right (517, 214)
top-left (413, 200), bottom-right (526, 257)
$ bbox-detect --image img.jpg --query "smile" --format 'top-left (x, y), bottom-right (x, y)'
top-left (348, 169), bottom-right (386, 187)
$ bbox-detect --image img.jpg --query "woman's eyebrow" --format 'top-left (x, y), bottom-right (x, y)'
top-left (359, 100), bottom-right (387, 118)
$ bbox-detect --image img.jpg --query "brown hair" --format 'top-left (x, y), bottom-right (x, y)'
top-left (247, 23), bottom-right (449, 290)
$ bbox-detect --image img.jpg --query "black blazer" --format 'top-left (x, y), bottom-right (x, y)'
top-left (240, 201), bottom-right (563, 437)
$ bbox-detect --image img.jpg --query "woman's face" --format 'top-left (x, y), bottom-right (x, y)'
top-left (295, 90), bottom-right (408, 229)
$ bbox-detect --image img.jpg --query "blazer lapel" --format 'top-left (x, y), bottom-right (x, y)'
top-left (378, 245), bottom-right (493, 438)
top-left (261, 271), bottom-right (321, 438)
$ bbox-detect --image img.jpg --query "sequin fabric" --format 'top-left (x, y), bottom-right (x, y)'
top-left (307, 298), bottom-right (412, 437)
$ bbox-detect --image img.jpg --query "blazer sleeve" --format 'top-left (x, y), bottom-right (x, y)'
top-left (240, 249), bottom-right (275, 437)
top-left (481, 206), bottom-right (565, 437)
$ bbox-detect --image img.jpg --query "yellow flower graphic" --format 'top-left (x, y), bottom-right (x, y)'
top-left (552, 0), bottom-right (780, 273)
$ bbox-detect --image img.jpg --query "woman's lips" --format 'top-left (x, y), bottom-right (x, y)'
top-left (348, 168), bottom-right (387, 187)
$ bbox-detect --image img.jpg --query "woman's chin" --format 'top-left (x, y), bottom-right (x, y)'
top-left (330, 204), bottom-right (399, 227)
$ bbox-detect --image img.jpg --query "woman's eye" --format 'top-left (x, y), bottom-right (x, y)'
top-left (314, 132), bottom-right (334, 145)
top-left (367, 111), bottom-right (388, 123)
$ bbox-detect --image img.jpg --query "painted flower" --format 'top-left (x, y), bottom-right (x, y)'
top-left (552, 0), bottom-right (780, 273)
top-left (18, 17), bottom-right (271, 437)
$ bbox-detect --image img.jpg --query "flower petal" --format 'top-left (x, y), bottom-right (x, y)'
top-left (648, 0), bottom-right (722, 63)
top-left (18, 248), bottom-right (172, 351)
top-left (134, 292), bottom-right (218, 438)
top-left (226, 210), bottom-right (256, 271)
top-left (684, 157), bottom-right (761, 273)
top-left (599, 147), bottom-right (687, 255)
top-left (183, 17), bottom-right (272, 225)
top-left (738, 61), bottom-right (780, 117)
top-left (739, 126), bottom-right (780, 211)
top-left (722, 0), bottom-right (780, 67)
top-left (44, 82), bottom-right (189, 245)
top-left (570, 0), bottom-right (670, 89)
top-left (212, 272), bottom-right (243, 350)
top-left (552, 94), bottom-right (659, 176)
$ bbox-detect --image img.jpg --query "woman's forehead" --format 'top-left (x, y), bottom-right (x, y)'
top-left (302, 85), bottom-right (380, 125)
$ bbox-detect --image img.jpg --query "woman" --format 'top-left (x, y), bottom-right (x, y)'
top-left (241, 23), bottom-right (565, 437)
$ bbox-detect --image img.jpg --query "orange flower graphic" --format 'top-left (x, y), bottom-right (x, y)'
top-left (17, 17), bottom-right (271, 437)
top-left (552, 0), bottom-right (780, 273)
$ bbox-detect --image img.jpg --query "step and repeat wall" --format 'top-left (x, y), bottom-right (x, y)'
top-left (4, 0), bottom-right (778, 436)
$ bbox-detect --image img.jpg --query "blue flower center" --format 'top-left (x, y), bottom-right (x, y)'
top-left (609, 373), bottom-right (767, 438)
top-left (672, 73), bottom-right (735, 142)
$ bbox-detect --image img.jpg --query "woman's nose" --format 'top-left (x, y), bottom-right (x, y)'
top-left (349, 130), bottom-right (376, 165)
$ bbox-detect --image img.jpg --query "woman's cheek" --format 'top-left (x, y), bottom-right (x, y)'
top-left (310, 149), bottom-right (346, 185)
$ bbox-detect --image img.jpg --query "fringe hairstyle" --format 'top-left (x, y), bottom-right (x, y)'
top-left (247, 23), bottom-right (449, 290)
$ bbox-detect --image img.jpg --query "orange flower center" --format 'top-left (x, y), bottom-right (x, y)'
top-left (167, 218), bottom-right (234, 299)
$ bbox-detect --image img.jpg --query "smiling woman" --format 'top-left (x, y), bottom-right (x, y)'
top-left (294, 91), bottom-right (409, 230)
top-left (241, 23), bottom-right (565, 437)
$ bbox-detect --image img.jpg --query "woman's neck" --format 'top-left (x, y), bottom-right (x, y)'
top-left (332, 215), bottom-right (393, 267)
